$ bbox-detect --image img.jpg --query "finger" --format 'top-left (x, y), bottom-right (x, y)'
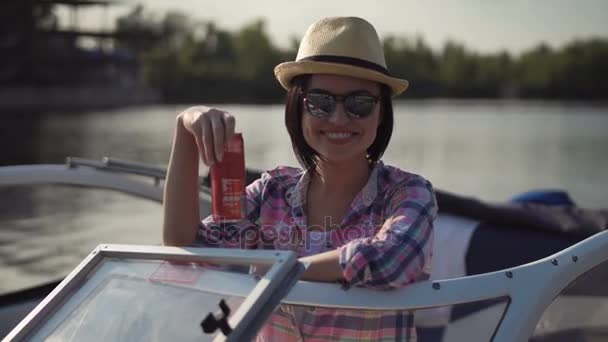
top-left (210, 114), bottom-right (225, 162)
top-left (194, 135), bottom-right (209, 166)
top-left (201, 117), bottom-right (215, 165)
top-left (181, 108), bottom-right (208, 165)
top-left (223, 112), bottom-right (236, 143)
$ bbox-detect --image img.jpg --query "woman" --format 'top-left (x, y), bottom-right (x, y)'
top-left (163, 16), bottom-right (437, 341)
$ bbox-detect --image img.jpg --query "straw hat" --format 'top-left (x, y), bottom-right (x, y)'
top-left (274, 17), bottom-right (409, 96)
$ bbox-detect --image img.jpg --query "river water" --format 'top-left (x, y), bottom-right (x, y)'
top-left (1, 99), bottom-right (607, 293)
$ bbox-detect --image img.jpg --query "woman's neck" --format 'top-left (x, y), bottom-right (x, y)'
top-left (310, 157), bottom-right (371, 196)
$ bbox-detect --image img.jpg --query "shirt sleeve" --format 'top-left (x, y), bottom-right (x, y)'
top-left (339, 175), bottom-right (437, 290)
top-left (194, 172), bottom-right (269, 249)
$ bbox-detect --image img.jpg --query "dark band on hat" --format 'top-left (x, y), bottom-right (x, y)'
top-left (299, 55), bottom-right (390, 75)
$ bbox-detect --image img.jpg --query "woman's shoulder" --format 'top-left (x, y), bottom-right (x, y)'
top-left (256, 165), bottom-right (304, 187)
top-left (379, 163), bottom-right (432, 187)
top-left (379, 163), bottom-right (437, 209)
top-left (262, 165), bottom-right (303, 179)
top-left (246, 165), bottom-right (303, 198)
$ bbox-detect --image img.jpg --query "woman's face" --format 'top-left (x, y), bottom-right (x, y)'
top-left (301, 74), bottom-right (382, 165)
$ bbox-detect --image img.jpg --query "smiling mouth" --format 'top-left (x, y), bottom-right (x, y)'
top-left (322, 131), bottom-right (358, 140)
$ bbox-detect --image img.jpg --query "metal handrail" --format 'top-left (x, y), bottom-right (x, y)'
top-left (67, 157), bottom-right (167, 180)
top-left (0, 157), bottom-right (215, 219)
top-left (66, 156), bottom-right (211, 195)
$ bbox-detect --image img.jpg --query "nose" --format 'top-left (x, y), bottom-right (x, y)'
top-left (328, 102), bottom-right (350, 125)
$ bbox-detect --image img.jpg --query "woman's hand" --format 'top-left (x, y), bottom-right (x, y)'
top-left (178, 106), bottom-right (236, 165)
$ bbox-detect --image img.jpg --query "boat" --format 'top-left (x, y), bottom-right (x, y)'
top-left (0, 157), bottom-right (607, 341)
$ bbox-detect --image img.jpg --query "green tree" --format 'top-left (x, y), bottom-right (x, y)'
top-left (552, 39), bottom-right (608, 99)
top-left (439, 41), bottom-right (479, 96)
top-left (516, 44), bottom-right (556, 98)
top-left (113, 5), bottom-right (608, 102)
top-left (233, 19), bottom-right (280, 80)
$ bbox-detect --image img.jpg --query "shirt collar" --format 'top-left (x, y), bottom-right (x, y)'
top-left (286, 169), bottom-right (309, 208)
top-left (285, 161), bottom-right (382, 208)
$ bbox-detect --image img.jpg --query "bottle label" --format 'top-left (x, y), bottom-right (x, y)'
top-left (210, 133), bottom-right (246, 222)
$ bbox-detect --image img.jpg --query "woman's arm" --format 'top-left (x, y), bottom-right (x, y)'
top-left (162, 116), bottom-right (201, 246)
top-left (163, 107), bottom-right (235, 246)
top-left (284, 177), bottom-right (437, 285)
top-left (296, 177), bottom-right (437, 286)
top-left (339, 176), bottom-right (437, 289)
top-left (298, 249), bottom-right (344, 282)
top-left (252, 250), bottom-right (343, 282)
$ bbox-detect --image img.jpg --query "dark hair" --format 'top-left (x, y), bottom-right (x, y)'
top-left (284, 75), bottom-right (394, 172)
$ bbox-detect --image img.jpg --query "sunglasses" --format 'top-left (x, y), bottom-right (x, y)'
top-left (301, 89), bottom-right (380, 119)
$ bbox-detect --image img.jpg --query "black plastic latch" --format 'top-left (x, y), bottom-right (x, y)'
top-left (201, 299), bottom-right (233, 336)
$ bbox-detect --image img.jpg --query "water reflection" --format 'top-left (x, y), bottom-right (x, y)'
top-left (0, 185), bottom-right (162, 293)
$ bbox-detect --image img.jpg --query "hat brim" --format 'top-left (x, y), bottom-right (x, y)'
top-left (274, 60), bottom-right (409, 97)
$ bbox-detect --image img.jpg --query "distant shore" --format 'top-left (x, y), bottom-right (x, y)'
top-left (2, 86), bottom-right (607, 114)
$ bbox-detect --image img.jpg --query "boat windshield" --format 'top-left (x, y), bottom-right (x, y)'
top-left (30, 259), bottom-right (250, 341)
top-left (9, 247), bottom-right (303, 342)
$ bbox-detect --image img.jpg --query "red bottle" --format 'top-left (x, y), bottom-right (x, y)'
top-left (210, 133), bottom-right (246, 223)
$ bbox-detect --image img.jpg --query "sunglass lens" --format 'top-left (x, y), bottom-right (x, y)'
top-left (345, 95), bottom-right (376, 118)
top-left (305, 93), bottom-right (335, 118)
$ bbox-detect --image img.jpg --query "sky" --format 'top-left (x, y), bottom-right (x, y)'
top-left (59, 0), bottom-right (608, 55)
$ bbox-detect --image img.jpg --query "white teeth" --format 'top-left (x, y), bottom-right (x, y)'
top-left (325, 132), bottom-right (353, 139)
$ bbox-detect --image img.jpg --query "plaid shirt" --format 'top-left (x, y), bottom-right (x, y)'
top-left (198, 161), bottom-right (437, 341)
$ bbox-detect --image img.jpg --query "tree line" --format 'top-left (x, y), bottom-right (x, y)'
top-left (116, 6), bottom-right (608, 102)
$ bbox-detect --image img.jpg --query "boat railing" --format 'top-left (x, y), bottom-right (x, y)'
top-left (67, 157), bottom-right (168, 184)
top-left (0, 157), bottom-right (211, 214)
top-left (66, 156), bottom-right (211, 195)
